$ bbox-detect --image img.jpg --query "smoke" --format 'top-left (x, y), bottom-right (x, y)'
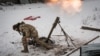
top-left (45, 0), bottom-right (83, 14)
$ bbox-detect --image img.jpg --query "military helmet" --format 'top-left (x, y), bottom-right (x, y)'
top-left (13, 23), bottom-right (20, 30)
top-left (13, 22), bottom-right (25, 30)
top-left (13, 24), bottom-right (17, 30)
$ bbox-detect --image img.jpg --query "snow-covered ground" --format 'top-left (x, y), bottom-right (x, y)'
top-left (0, 0), bottom-right (100, 56)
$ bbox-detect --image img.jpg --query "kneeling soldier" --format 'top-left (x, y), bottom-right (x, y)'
top-left (13, 22), bottom-right (53, 53)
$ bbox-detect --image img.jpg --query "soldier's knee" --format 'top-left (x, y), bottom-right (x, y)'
top-left (22, 38), bottom-right (27, 44)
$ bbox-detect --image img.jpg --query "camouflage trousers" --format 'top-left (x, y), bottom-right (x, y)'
top-left (22, 36), bottom-right (53, 51)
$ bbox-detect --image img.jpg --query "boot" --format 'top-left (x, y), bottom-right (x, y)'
top-left (21, 46), bottom-right (29, 53)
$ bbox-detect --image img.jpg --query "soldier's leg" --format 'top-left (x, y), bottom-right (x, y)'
top-left (21, 37), bottom-right (29, 53)
top-left (33, 30), bottom-right (53, 49)
top-left (35, 37), bottom-right (53, 49)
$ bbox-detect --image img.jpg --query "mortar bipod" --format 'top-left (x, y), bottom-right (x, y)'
top-left (58, 23), bottom-right (76, 48)
top-left (46, 17), bottom-right (76, 48)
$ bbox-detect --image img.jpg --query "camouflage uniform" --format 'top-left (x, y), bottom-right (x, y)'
top-left (13, 22), bottom-right (52, 53)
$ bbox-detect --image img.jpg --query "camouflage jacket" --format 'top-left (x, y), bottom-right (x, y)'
top-left (19, 24), bottom-right (38, 38)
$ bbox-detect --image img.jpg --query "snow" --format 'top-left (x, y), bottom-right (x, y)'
top-left (0, 0), bottom-right (100, 56)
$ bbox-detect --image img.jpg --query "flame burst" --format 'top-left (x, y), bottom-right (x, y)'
top-left (45, 0), bottom-right (82, 13)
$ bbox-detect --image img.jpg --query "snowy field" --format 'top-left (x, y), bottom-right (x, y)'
top-left (0, 0), bottom-right (100, 56)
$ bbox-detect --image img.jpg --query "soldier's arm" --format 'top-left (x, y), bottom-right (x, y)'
top-left (19, 26), bottom-right (30, 38)
top-left (22, 28), bottom-right (30, 38)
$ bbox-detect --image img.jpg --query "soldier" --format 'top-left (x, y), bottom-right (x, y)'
top-left (13, 22), bottom-right (53, 53)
